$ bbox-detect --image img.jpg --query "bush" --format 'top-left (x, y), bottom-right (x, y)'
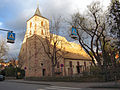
top-left (90, 66), bottom-right (103, 77)
top-left (16, 68), bottom-right (25, 79)
top-left (5, 65), bottom-right (16, 77)
top-left (1, 65), bottom-right (25, 79)
top-left (25, 76), bottom-right (105, 82)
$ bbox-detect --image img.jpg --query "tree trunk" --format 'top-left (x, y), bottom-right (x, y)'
top-left (51, 56), bottom-right (55, 76)
top-left (52, 65), bottom-right (55, 76)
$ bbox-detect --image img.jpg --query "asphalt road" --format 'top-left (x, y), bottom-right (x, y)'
top-left (0, 80), bottom-right (119, 90)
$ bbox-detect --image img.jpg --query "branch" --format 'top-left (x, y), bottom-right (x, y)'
top-left (36, 35), bottom-right (51, 59)
top-left (76, 28), bottom-right (96, 66)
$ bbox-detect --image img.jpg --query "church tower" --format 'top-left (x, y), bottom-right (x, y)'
top-left (19, 5), bottom-right (51, 77)
top-left (23, 5), bottom-right (49, 43)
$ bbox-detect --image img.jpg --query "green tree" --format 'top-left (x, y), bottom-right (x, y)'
top-left (5, 64), bottom-right (16, 77)
top-left (108, 0), bottom-right (120, 59)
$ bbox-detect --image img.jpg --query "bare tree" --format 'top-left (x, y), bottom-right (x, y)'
top-left (0, 38), bottom-right (9, 62)
top-left (69, 1), bottom-right (112, 67)
top-left (36, 17), bottom-right (69, 76)
top-left (8, 55), bottom-right (18, 67)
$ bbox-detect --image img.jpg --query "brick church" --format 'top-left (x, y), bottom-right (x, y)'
top-left (19, 6), bottom-right (92, 77)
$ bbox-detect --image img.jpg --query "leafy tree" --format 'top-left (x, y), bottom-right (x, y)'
top-left (109, 0), bottom-right (120, 38)
top-left (108, 0), bottom-right (120, 61)
top-left (5, 64), bottom-right (16, 77)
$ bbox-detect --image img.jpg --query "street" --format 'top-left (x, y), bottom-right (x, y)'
top-left (0, 80), bottom-right (119, 90)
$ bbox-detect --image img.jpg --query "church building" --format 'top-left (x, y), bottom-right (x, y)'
top-left (19, 6), bottom-right (92, 77)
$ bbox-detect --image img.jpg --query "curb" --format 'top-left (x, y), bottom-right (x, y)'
top-left (89, 84), bottom-right (120, 89)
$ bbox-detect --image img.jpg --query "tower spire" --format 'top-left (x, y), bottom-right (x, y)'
top-left (34, 0), bottom-right (41, 16)
top-left (37, 0), bottom-right (39, 8)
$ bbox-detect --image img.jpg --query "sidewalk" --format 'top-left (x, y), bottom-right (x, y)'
top-left (6, 79), bottom-right (120, 88)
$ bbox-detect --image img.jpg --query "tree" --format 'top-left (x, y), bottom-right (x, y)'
top-left (109, 0), bottom-right (120, 38)
top-left (68, 1), bottom-right (120, 81)
top-left (108, 0), bottom-right (120, 60)
top-left (36, 17), bottom-right (69, 76)
top-left (69, 1), bottom-right (112, 68)
top-left (0, 38), bottom-right (9, 62)
top-left (8, 55), bottom-right (18, 67)
top-left (107, 0), bottom-right (120, 80)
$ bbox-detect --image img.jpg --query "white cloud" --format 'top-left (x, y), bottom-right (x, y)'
top-left (0, 0), bottom-right (111, 57)
top-left (41, 0), bottom-right (110, 17)
top-left (0, 22), bottom-right (3, 26)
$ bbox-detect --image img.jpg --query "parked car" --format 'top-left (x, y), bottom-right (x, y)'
top-left (0, 75), bottom-right (5, 81)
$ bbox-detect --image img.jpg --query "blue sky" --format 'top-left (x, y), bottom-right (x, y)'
top-left (0, 0), bottom-right (110, 59)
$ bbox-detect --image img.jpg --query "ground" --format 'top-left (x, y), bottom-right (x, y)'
top-left (0, 80), bottom-right (120, 90)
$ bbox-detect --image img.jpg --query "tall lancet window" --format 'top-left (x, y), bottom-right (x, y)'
top-left (35, 24), bottom-right (37, 29)
top-left (34, 24), bottom-right (37, 34)
top-left (30, 22), bottom-right (32, 28)
top-left (41, 30), bottom-right (43, 35)
top-left (41, 21), bottom-right (43, 26)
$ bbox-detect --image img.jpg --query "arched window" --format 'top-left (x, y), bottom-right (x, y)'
top-left (34, 24), bottom-right (37, 34)
top-left (41, 30), bottom-right (43, 35)
top-left (84, 62), bottom-right (86, 70)
top-left (57, 62), bottom-right (59, 68)
top-left (77, 62), bottom-right (80, 66)
top-left (30, 22), bottom-right (32, 28)
top-left (69, 61), bottom-right (72, 67)
top-left (41, 21), bottom-right (43, 26)
top-left (35, 24), bottom-right (37, 30)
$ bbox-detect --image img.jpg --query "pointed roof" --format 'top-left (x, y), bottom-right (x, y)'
top-left (34, 7), bottom-right (41, 16)
top-left (27, 4), bottom-right (48, 22)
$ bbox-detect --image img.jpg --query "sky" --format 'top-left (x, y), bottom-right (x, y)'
top-left (0, 0), bottom-right (111, 59)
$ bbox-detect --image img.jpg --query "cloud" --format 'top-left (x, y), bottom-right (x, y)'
top-left (0, 22), bottom-right (3, 28)
top-left (1, 0), bottom-right (111, 35)
top-left (0, 22), bottom-right (2, 26)
top-left (0, 0), bottom-right (111, 57)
